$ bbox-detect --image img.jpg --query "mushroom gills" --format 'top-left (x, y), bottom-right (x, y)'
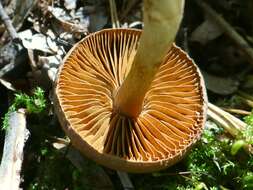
top-left (57, 29), bottom-right (205, 163)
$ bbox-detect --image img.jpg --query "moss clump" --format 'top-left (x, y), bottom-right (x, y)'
top-left (2, 87), bottom-right (46, 130)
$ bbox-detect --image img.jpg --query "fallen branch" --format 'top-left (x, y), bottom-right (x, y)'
top-left (0, 1), bottom-right (26, 78)
top-left (0, 109), bottom-right (29, 190)
top-left (195, 0), bottom-right (253, 64)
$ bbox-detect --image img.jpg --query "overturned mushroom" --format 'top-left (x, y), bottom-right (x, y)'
top-left (54, 0), bottom-right (207, 172)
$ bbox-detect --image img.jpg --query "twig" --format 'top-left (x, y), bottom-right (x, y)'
top-left (0, 1), bottom-right (25, 78)
top-left (0, 109), bottom-right (29, 190)
top-left (0, 61), bottom-right (16, 78)
top-left (208, 103), bottom-right (253, 154)
top-left (221, 107), bottom-right (251, 115)
top-left (195, 0), bottom-right (253, 64)
top-left (0, 1), bottom-right (20, 42)
top-left (207, 103), bottom-right (246, 137)
top-left (117, 171), bottom-right (135, 190)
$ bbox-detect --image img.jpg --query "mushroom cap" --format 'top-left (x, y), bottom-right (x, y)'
top-left (54, 28), bottom-right (207, 173)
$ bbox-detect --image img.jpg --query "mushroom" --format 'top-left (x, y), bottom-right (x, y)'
top-left (54, 0), bottom-right (207, 173)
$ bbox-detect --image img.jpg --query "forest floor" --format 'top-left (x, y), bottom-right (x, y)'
top-left (0, 0), bottom-right (253, 189)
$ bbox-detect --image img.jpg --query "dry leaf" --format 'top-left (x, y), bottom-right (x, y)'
top-left (64, 0), bottom-right (77, 10)
top-left (190, 19), bottom-right (224, 45)
top-left (19, 30), bottom-right (58, 53)
top-left (202, 71), bottom-right (239, 95)
top-left (48, 6), bottom-right (89, 34)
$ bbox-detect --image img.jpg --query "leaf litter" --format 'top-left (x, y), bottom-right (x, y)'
top-left (0, 0), bottom-right (253, 189)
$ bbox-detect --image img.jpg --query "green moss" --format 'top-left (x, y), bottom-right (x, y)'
top-left (2, 87), bottom-right (46, 130)
top-left (131, 121), bottom-right (253, 190)
top-left (243, 113), bottom-right (253, 144)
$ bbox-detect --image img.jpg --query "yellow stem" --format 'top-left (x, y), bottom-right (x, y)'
top-left (114, 0), bottom-right (185, 117)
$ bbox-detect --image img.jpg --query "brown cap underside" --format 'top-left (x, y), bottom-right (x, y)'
top-left (54, 28), bottom-right (207, 173)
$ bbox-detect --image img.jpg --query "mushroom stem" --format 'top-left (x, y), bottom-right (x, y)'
top-left (114, 0), bottom-right (185, 117)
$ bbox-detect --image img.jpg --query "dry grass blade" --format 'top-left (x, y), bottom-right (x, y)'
top-left (221, 108), bottom-right (251, 116)
top-left (208, 103), bottom-right (246, 137)
top-left (109, 0), bottom-right (120, 28)
top-left (208, 103), bottom-right (253, 154)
